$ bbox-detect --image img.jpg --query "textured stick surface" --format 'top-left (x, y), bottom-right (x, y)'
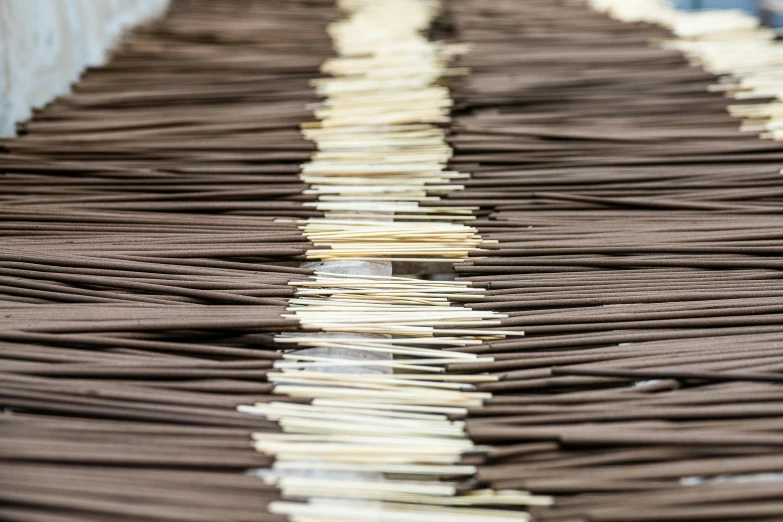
top-left (295, 260), bottom-right (394, 373)
top-left (7, 0), bottom-right (783, 520)
top-left (0, 2), bottom-right (334, 519)
top-left (439, 1), bottom-right (783, 520)
top-left (0, 0), bottom-right (170, 136)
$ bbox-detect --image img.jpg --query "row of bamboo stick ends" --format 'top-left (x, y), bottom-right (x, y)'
top-left (293, 0), bottom-right (489, 264)
top-left (269, 1), bottom-right (545, 519)
top-left (7, 0), bottom-right (783, 521)
top-left (299, 220), bottom-right (492, 262)
top-left (439, 1), bottom-right (783, 520)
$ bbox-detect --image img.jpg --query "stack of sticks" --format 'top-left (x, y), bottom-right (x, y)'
top-left (0, 1), bottom-right (335, 520)
top-left (2, 0), bottom-right (537, 520)
top-left (4, 0), bottom-right (783, 520)
top-left (441, 0), bottom-right (783, 520)
top-left (238, 2), bottom-right (550, 520)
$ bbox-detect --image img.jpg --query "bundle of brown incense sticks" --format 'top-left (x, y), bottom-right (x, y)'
top-left (0, 1), bottom-right (330, 520)
top-left (441, 1), bottom-right (783, 520)
top-left (3, 0), bottom-right (783, 521)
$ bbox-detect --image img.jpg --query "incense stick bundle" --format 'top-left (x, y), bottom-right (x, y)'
top-left (432, 1), bottom-right (783, 520)
top-left (242, 2), bottom-right (550, 516)
top-left (0, 0), bottom-right (544, 520)
top-left (6, 0), bottom-right (783, 520)
top-left (0, 1), bottom-right (342, 519)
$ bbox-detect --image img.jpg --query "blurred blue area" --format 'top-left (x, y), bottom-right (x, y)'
top-left (703, 0), bottom-right (759, 15)
top-left (674, 0), bottom-right (758, 15)
top-left (767, 10), bottom-right (783, 27)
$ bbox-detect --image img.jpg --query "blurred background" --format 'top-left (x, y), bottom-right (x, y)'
top-left (677, 0), bottom-right (783, 28)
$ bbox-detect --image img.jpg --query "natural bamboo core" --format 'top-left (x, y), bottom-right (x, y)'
top-left (236, 0), bottom-right (545, 519)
